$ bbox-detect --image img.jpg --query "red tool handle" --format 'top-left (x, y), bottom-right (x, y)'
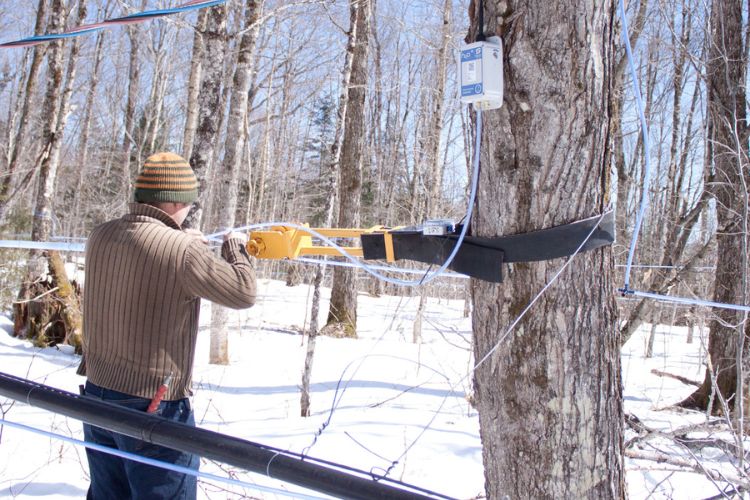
top-left (146, 385), bottom-right (168, 413)
top-left (146, 373), bottom-right (173, 413)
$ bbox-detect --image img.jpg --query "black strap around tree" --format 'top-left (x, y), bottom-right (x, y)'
top-left (360, 210), bottom-right (615, 283)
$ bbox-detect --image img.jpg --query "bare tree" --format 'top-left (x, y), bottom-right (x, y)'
top-left (618, 0), bottom-right (712, 345)
top-left (120, 0), bottom-right (149, 204)
top-left (679, 0), bottom-right (749, 414)
top-left (183, 10), bottom-right (208, 159)
top-left (0, 0), bottom-right (48, 223)
top-left (468, 0), bottom-right (624, 497)
top-left (184, 3), bottom-right (228, 230)
top-left (16, 0), bottom-right (83, 351)
top-left (208, 0), bottom-right (262, 365)
top-left (325, 0), bottom-right (372, 338)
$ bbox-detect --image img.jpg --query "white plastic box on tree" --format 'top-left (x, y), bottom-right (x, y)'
top-left (459, 36), bottom-right (503, 110)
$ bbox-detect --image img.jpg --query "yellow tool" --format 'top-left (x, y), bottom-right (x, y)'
top-left (246, 225), bottom-right (398, 262)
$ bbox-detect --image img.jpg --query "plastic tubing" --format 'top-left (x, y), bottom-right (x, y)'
top-left (618, 0), bottom-right (653, 291)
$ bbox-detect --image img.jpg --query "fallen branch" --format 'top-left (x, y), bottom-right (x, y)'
top-left (12, 286), bottom-right (59, 305)
top-left (624, 412), bottom-right (732, 453)
top-left (625, 449), bottom-right (750, 491)
top-left (650, 368), bottom-right (701, 386)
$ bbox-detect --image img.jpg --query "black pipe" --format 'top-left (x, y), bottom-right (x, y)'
top-left (0, 372), bottom-right (445, 500)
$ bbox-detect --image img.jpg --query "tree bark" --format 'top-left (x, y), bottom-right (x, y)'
top-left (325, 0), bottom-right (371, 338)
top-left (469, 1), bottom-right (624, 497)
top-left (678, 0), bottom-right (749, 414)
top-left (423, 0), bottom-right (452, 218)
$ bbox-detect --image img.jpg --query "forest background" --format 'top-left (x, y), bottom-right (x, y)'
top-left (0, 0), bottom-right (747, 498)
top-left (0, 0), bottom-right (718, 348)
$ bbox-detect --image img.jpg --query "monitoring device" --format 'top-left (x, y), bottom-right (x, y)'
top-left (459, 36), bottom-right (503, 110)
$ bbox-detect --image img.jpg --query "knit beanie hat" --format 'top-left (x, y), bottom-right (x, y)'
top-left (134, 152), bottom-right (199, 204)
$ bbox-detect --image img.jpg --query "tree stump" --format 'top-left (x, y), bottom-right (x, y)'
top-left (13, 251), bottom-right (83, 353)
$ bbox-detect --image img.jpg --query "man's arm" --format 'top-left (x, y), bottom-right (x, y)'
top-left (182, 235), bottom-right (257, 309)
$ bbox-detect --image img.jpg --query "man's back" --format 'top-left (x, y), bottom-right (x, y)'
top-left (80, 203), bottom-right (256, 400)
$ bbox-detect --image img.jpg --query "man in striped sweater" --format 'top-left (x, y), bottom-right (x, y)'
top-left (77, 152), bottom-right (256, 500)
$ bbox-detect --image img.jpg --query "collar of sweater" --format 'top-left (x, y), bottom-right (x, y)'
top-left (128, 202), bottom-right (183, 230)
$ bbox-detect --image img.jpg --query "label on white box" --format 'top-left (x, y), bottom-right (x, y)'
top-left (461, 46), bottom-right (483, 97)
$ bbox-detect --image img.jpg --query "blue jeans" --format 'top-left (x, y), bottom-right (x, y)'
top-left (82, 381), bottom-right (199, 500)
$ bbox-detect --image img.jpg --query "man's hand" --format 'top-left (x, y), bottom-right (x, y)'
top-left (183, 228), bottom-right (208, 244)
top-left (223, 231), bottom-right (248, 245)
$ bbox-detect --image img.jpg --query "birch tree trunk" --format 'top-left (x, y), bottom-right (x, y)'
top-left (73, 29), bottom-right (106, 237)
top-left (18, 0), bottom-right (83, 350)
top-left (30, 0), bottom-right (69, 256)
top-left (469, 1), bottom-right (624, 497)
top-left (183, 10), bottom-right (208, 159)
top-left (184, 4), bottom-right (228, 229)
top-left (678, 0), bottom-right (749, 414)
top-left (209, 0), bottom-right (262, 365)
top-left (121, 0), bottom-right (148, 204)
top-left (301, 104), bottom-right (343, 415)
top-left (413, 0), bottom-right (453, 344)
top-left (325, 0), bottom-right (371, 338)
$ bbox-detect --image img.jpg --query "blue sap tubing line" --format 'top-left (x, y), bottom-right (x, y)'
top-left (618, 0), bottom-right (653, 291)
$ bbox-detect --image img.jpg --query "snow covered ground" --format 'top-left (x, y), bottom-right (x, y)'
top-left (0, 277), bottom-right (740, 499)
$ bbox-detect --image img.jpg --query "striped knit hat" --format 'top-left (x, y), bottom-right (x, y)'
top-left (134, 152), bottom-right (199, 204)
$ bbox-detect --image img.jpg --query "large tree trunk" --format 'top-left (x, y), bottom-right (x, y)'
top-left (325, 0), bottom-right (371, 338)
top-left (209, 0), bottom-right (262, 366)
top-left (469, 1), bottom-right (624, 498)
top-left (678, 0), bottom-right (749, 414)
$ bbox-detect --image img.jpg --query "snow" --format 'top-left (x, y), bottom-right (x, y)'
top-left (0, 278), bottom-right (738, 499)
